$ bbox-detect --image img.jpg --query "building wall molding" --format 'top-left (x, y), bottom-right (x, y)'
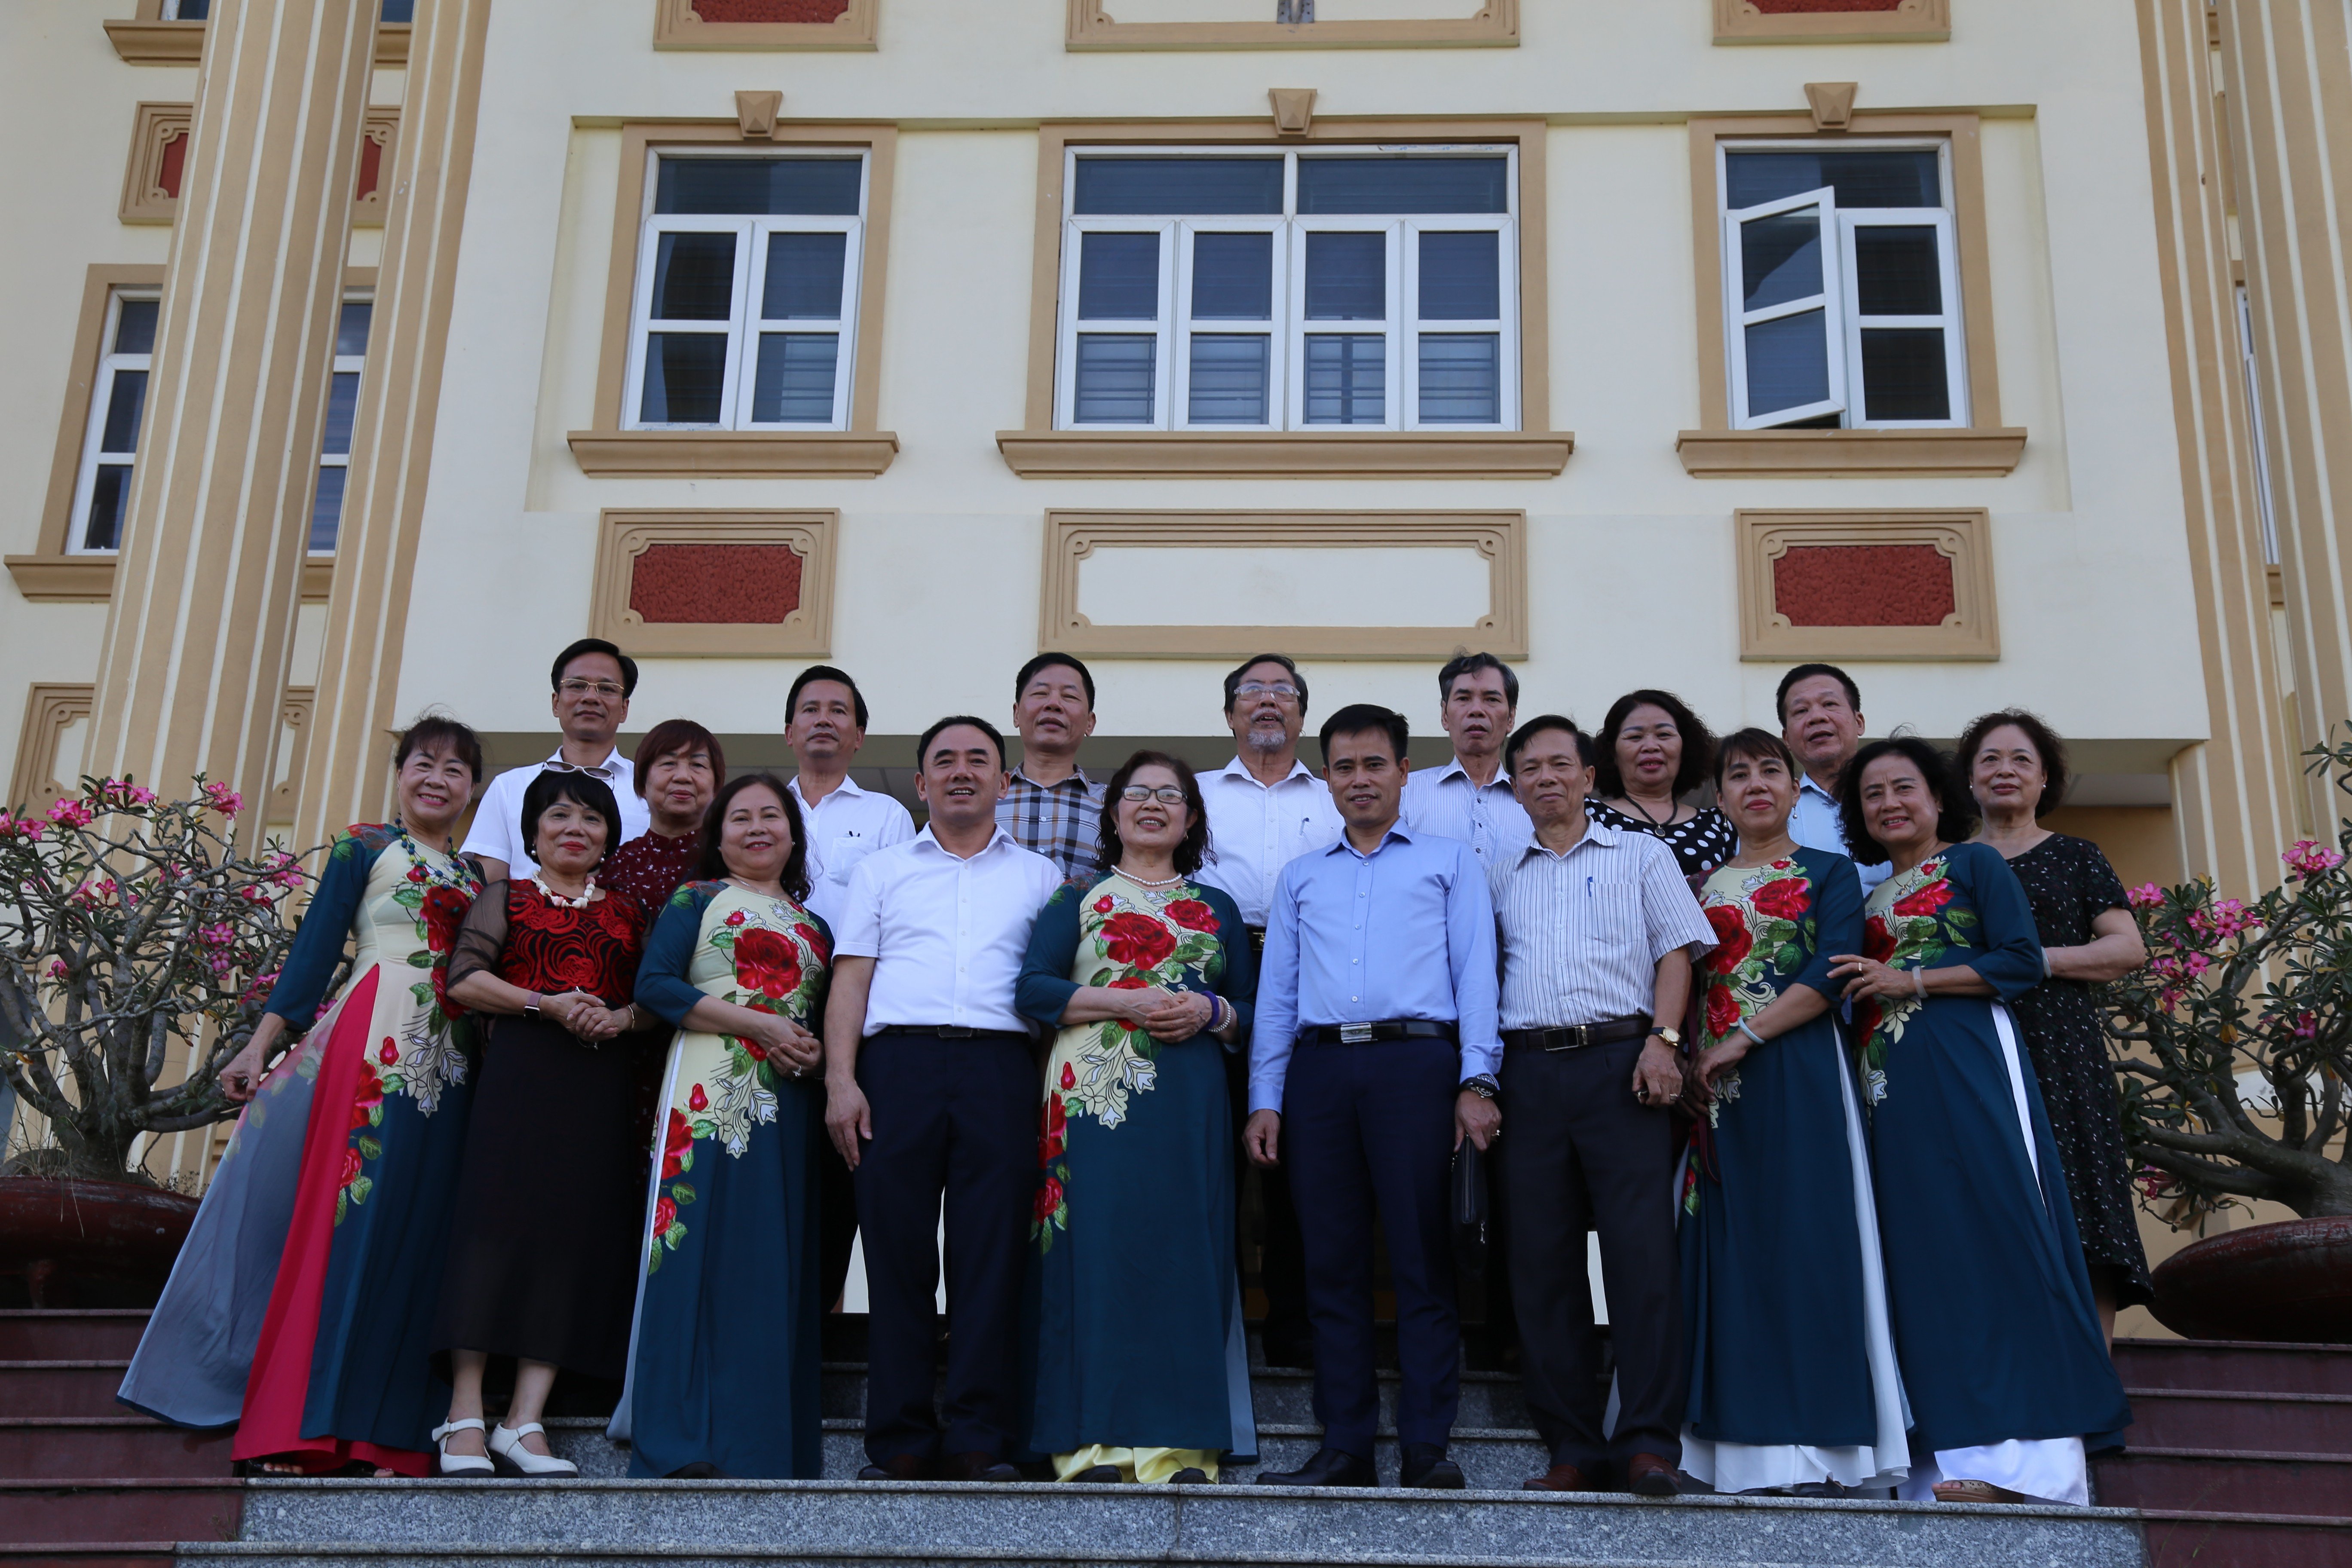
top-left (588, 508), bottom-right (838, 658)
top-left (9, 685), bottom-right (94, 813)
top-left (568, 429), bottom-right (899, 478)
top-left (121, 103), bottom-right (398, 227)
top-left (1676, 426), bottom-right (2026, 478)
top-left (1066, 0), bottom-right (1517, 52)
top-left (1713, 0), bottom-right (1950, 45)
top-left (998, 430), bottom-right (1570, 480)
top-left (1041, 509), bottom-right (1527, 661)
top-left (105, 1), bottom-right (410, 64)
top-left (1736, 507), bottom-right (1997, 661)
top-left (652, 0), bottom-right (879, 51)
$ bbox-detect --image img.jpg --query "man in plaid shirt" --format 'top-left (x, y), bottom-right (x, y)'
top-left (995, 652), bottom-right (1107, 882)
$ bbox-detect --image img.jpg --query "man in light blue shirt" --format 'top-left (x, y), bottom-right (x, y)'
top-left (1244, 704), bottom-right (1501, 1492)
top-left (1779, 662), bottom-right (1889, 892)
top-left (1399, 651), bottom-right (1533, 865)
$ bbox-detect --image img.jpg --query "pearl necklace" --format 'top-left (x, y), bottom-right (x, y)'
top-left (532, 872), bottom-right (598, 910)
top-left (1116, 865), bottom-right (1185, 890)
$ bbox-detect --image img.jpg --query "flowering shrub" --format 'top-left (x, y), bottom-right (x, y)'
top-left (2107, 735), bottom-right (2352, 1219)
top-left (0, 776), bottom-right (306, 1182)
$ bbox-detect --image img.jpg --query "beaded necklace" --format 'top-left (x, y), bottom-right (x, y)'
top-left (393, 819), bottom-right (475, 892)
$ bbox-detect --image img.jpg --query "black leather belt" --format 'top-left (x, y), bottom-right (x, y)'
top-left (1502, 1016), bottom-right (1652, 1052)
top-left (875, 1026), bottom-right (1028, 1041)
top-left (1302, 1020), bottom-right (1459, 1046)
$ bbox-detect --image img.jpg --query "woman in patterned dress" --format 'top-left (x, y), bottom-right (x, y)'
top-left (1960, 710), bottom-right (2152, 1339)
top-left (1831, 738), bottom-right (2130, 1508)
top-left (122, 717), bottom-right (488, 1477)
top-left (1017, 752), bottom-right (1258, 1484)
top-left (1586, 689), bottom-right (1738, 879)
top-left (433, 771), bottom-right (655, 1476)
top-left (1679, 729), bottom-right (1908, 1498)
top-left (610, 773), bottom-right (831, 1479)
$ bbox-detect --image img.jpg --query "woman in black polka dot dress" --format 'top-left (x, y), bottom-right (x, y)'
top-left (1587, 689), bottom-right (1739, 879)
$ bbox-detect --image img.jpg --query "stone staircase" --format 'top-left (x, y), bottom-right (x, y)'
top-left (2097, 1337), bottom-right (2352, 1567)
top-left (12, 1308), bottom-right (2346, 1568)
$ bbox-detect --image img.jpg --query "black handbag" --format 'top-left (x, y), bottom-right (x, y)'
top-left (1451, 1139), bottom-right (1490, 1276)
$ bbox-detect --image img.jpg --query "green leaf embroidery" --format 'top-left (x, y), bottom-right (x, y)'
top-left (357, 1134), bottom-right (382, 1160)
top-left (671, 1181), bottom-right (696, 1205)
top-left (406, 951), bottom-right (435, 968)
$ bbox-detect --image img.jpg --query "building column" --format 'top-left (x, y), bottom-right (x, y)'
top-left (81, 0), bottom-right (378, 836)
top-left (2217, 0), bottom-right (2352, 824)
top-left (293, 0), bottom-right (496, 844)
top-left (2135, 0), bottom-right (2300, 894)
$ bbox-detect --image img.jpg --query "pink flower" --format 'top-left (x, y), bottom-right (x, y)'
top-left (200, 781), bottom-right (245, 817)
top-left (46, 799), bottom-right (93, 829)
top-left (94, 778), bottom-right (156, 810)
top-left (46, 959), bottom-right (68, 981)
top-left (0, 813), bottom-right (40, 842)
top-left (2284, 839), bottom-right (2346, 879)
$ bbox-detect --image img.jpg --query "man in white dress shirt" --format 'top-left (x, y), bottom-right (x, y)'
top-left (784, 664), bottom-right (916, 930)
top-left (1400, 652), bottom-right (1533, 865)
top-left (1777, 663), bottom-right (1888, 892)
top-left (823, 716), bottom-right (1060, 1485)
top-left (1193, 652), bottom-right (1341, 1369)
top-left (461, 638), bottom-right (651, 882)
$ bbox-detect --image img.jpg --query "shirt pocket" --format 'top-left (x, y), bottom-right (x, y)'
top-left (1583, 877), bottom-right (1643, 943)
top-left (821, 830), bottom-right (880, 886)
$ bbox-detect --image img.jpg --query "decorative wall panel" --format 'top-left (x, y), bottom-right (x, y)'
top-left (1736, 508), bottom-right (1996, 660)
top-left (1712, 0), bottom-right (1948, 42)
top-left (589, 510), bottom-right (836, 657)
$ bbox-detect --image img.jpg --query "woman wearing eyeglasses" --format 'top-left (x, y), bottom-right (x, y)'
top-left (1016, 752), bottom-right (1259, 1484)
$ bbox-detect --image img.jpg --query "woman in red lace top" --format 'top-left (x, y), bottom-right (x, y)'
top-left (433, 770), bottom-right (654, 1477)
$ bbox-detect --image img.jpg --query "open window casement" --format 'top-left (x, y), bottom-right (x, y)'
top-left (1838, 208), bottom-right (1968, 428)
top-left (1726, 186), bottom-right (1846, 430)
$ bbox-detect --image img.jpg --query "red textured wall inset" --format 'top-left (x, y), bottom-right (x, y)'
top-left (1772, 545), bottom-right (1955, 627)
top-left (157, 132), bottom-right (187, 199)
top-left (355, 135), bottom-right (384, 204)
top-left (1749, 0), bottom-right (1905, 12)
top-left (691, 0), bottom-right (851, 21)
top-left (629, 543), bottom-right (805, 625)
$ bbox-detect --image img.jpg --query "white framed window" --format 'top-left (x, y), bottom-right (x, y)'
top-left (310, 297), bottom-right (371, 554)
top-left (67, 291), bottom-right (159, 554)
top-left (1720, 140), bottom-right (1969, 431)
top-left (622, 151), bottom-right (868, 433)
top-left (1054, 147), bottom-right (1519, 432)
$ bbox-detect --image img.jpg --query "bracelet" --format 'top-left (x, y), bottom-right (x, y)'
top-left (1211, 995), bottom-right (1233, 1033)
top-left (1736, 1018), bottom-right (1767, 1048)
top-left (1911, 967), bottom-right (1927, 1001)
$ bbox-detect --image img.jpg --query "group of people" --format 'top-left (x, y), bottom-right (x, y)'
top-left (116, 637), bottom-right (2152, 1510)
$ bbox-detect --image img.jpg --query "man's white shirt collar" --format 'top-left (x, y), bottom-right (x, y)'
top-left (1430, 757), bottom-right (1512, 789)
top-left (1215, 756), bottom-right (1320, 787)
top-left (540, 745), bottom-right (625, 777)
top-left (913, 823), bottom-right (1022, 858)
top-left (792, 772), bottom-right (870, 805)
top-left (1515, 815), bottom-right (1621, 862)
top-left (1323, 821), bottom-right (1417, 858)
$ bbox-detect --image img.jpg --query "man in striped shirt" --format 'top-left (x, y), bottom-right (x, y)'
top-left (1487, 715), bottom-right (1715, 1499)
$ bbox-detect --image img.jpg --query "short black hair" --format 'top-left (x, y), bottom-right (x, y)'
top-left (551, 637), bottom-right (639, 699)
top-left (787, 664), bottom-right (870, 732)
top-left (1437, 651), bottom-right (1519, 708)
top-left (1505, 715), bottom-right (1595, 773)
top-left (518, 768), bottom-right (623, 864)
top-left (1318, 704), bottom-right (1409, 765)
top-left (1014, 652), bottom-right (1096, 711)
top-left (1774, 662), bottom-right (1861, 726)
top-left (1595, 689), bottom-right (1717, 799)
top-left (1955, 708), bottom-right (2071, 818)
top-left (1837, 736), bottom-right (1977, 866)
top-left (916, 714), bottom-right (1008, 771)
top-left (392, 712), bottom-right (483, 784)
top-left (1713, 726), bottom-right (1798, 786)
top-left (698, 772), bottom-right (810, 903)
top-left (1223, 652), bottom-right (1310, 720)
top-left (1097, 750), bottom-right (1211, 877)
top-left (631, 719), bottom-right (726, 799)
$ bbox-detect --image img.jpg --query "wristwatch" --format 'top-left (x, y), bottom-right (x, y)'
top-left (1648, 1025), bottom-right (1682, 1050)
top-left (524, 992), bottom-right (542, 1017)
top-left (1460, 1072), bottom-right (1501, 1100)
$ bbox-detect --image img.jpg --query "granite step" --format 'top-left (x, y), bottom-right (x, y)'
top-left (2110, 1338), bottom-right (2352, 1397)
top-left (2120, 1387), bottom-right (2352, 1455)
top-left (0, 1318), bottom-right (150, 1365)
top-left (0, 1547), bottom-right (175, 1568)
top-left (0, 1364), bottom-right (137, 1420)
top-left (0, 1482), bottom-right (241, 1546)
top-left (2089, 1446), bottom-right (2352, 1516)
top-left (209, 1476), bottom-right (2151, 1568)
top-left (0, 1422), bottom-right (237, 1481)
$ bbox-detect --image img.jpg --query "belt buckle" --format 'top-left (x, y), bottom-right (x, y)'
top-left (1339, 1022), bottom-right (1374, 1044)
top-left (1548, 1025), bottom-right (1588, 1052)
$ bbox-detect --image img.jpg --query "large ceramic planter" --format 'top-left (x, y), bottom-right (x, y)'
top-left (0, 1175), bottom-right (199, 1308)
top-left (2150, 1216), bottom-right (2352, 1343)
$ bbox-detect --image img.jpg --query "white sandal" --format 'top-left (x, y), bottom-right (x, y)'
top-left (429, 1417), bottom-right (494, 1478)
top-left (489, 1421), bottom-right (578, 1477)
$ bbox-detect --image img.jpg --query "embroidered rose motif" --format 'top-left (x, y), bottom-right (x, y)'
top-left (1704, 904), bottom-right (1751, 973)
top-left (1102, 911), bottom-right (1176, 970)
top-left (1863, 915), bottom-right (1897, 965)
top-left (1038, 1095), bottom-right (1067, 1166)
top-left (653, 1194), bottom-right (677, 1238)
top-left (662, 1109), bottom-right (692, 1179)
top-left (378, 1037), bottom-right (399, 1066)
top-left (1705, 981), bottom-right (1743, 1041)
top-left (420, 886), bottom-right (469, 953)
top-left (725, 910), bottom-right (747, 927)
top-left (407, 864), bottom-right (426, 883)
top-left (340, 1147), bottom-right (364, 1188)
top-left (1093, 896), bottom-right (1115, 914)
top-left (794, 922), bottom-right (831, 965)
top-left (1033, 1175), bottom-right (1064, 1227)
top-left (1892, 876), bottom-right (1954, 920)
top-left (1164, 899), bottom-right (1219, 934)
top-left (1060, 1062), bottom-right (1077, 1090)
top-left (1750, 875), bottom-right (1811, 923)
top-left (689, 1082), bottom-right (709, 1112)
top-left (733, 926), bottom-right (803, 1001)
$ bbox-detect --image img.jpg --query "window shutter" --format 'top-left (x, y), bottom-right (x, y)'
top-left (1726, 186), bottom-right (1847, 429)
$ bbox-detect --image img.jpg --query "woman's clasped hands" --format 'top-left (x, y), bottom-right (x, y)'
top-left (1104, 984), bottom-right (1216, 1042)
top-left (736, 1011), bottom-right (824, 1078)
top-left (542, 989), bottom-right (628, 1044)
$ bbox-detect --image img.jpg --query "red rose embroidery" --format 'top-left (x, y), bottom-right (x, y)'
top-left (1855, 997), bottom-right (1884, 1044)
top-left (1038, 1096), bottom-right (1067, 1165)
top-left (688, 1082), bottom-right (709, 1112)
top-left (407, 864), bottom-right (426, 883)
top-left (379, 1037), bottom-right (399, 1066)
top-left (1033, 1175), bottom-right (1064, 1226)
top-left (349, 1097), bottom-right (372, 1131)
top-left (737, 1034), bottom-right (769, 1061)
top-left (793, 923), bottom-right (830, 965)
top-left (1704, 983), bottom-right (1742, 1041)
top-left (733, 927), bottom-right (803, 1001)
top-left (1863, 916), bottom-right (1897, 964)
top-left (1164, 899), bottom-right (1219, 934)
top-left (1102, 911), bottom-right (1177, 970)
top-left (1093, 896), bottom-right (1115, 914)
top-left (652, 1194), bottom-right (676, 1237)
top-left (1704, 904), bottom-right (1751, 973)
top-left (339, 1147), bottom-right (364, 1188)
top-left (725, 910), bottom-right (747, 927)
top-left (1892, 877), bottom-right (1955, 921)
top-left (662, 1109), bottom-right (692, 1178)
top-left (1750, 875), bottom-right (1811, 923)
top-left (1060, 1062), bottom-right (1077, 1090)
top-left (420, 886), bottom-right (469, 954)
top-left (352, 1066), bottom-right (383, 1109)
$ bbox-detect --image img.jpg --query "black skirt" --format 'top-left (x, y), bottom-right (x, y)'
top-left (432, 1013), bottom-right (658, 1379)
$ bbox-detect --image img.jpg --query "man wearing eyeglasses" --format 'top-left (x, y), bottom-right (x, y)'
top-left (462, 638), bottom-right (652, 882)
top-left (1193, 653), bottom-right (1342, 1372)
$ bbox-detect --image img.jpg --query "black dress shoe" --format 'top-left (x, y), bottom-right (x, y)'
top-left (857, 1453), bottom-right (932, 1482)
top-left (1260, 1331), bottom-right (1315, 1369)
top-left (942, 1451), bottom-right (1020, 1483)
top-left (1167, 1468), bottom-right (1210, 1485)
top-left (1400, 1445), bottom-right (1465, 1490)
top-left (665, 1461), bottom-right (723, 1479)
top-left (1072, 1465), bottom-right (1123, 1483)
top-left (1255, 1447), bottom-right (1375, 1488)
